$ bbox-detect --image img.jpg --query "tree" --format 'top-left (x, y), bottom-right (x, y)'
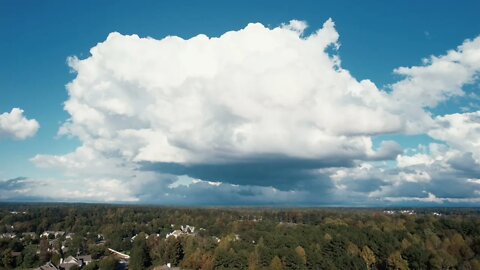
top-left (248, 251), bottom-right (260, 270)
top-left (181, 248), bottom-right (203, 269)
top-left (347, 242), bottom-right (360, 256)
top-left (51, 252), bottom-right (61, 266)
top-left (360, 246), bottom-right (376, 270)
top-left (165, 237), bottom-right (184, 266)
top-left (295, 246), bottom-right (307, 265)
top-left (39, 238), bottom-right (50, 263)
top-left (99, 256), bottom-right (118, 270)
top-left (2, 249), bottom-right (14, 269)
top-left (387, 251), bottom-right (409, 270)
top-left (130, 233), bottom-right (151, 270)
top-left (270, 256), bottom-right (283, 270)
top-left (89, 245), bottom-right (106, 260)
top-left (83, 261), bottom-right (99, 270)
top-left (403, 244), bottom-right (428, 269)
top-left (21, 244), bottom-right (38, 268)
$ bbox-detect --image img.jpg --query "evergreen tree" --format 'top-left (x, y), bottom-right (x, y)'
top-left (2, 249), bottom-right (14, 269)
top-left (39, 238), bottom-right (50, 263)
top-left (98, 256), bottom-right (118, 270)
top-left (21, 244), bottom-right (38, 268)
top-left (165, 237), bottom-right (184, 266)
top-left (130, 233), bottom-right (151, 270)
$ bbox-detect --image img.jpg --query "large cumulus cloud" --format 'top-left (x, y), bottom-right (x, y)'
top-left (29, 19), bottom-right (480, 205)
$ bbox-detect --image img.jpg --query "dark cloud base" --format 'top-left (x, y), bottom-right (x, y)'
top-left (140, 156), bottom-right (352, 191)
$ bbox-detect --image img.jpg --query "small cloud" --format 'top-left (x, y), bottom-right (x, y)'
top-left (424, 31), bottom-right (431, 39)
top-left (0, 108), bottom-right (39, 140)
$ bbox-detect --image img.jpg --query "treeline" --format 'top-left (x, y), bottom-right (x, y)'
top-left (0, 204), bottom-right (479, 269)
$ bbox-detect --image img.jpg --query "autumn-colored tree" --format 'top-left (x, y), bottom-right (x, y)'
top-left (200, 252), bottom-right (215, 270)
top-left (248, 251), bottom-right (260, 270)
top-left (181, 248), bottom-right (203, 270)
top-left (270, 256), bottom-right (283, 270)
top-left (323, 233), bottom-right (333, 242)
top-left (295, 246), bottom-right (307, 265)
top-left (387, 251), bottom-right (409, 270)
top-left (347, 242), bottom-right (360, 256)
top-left (360, 246), bottom-right (376, 270)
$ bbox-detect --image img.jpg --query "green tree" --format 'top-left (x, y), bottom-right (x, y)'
top-left (403, 244), bottom-right (428, 269)
top-left (21, 244), bottom-right (38, 268)
top-left (130, 234), bottom-right (151, 270)
top-left (51, 252), bottom-right (61, 266)
top-left (98, 255), bottom-right (118, 270)
top-left (83, 261), bottom-right (99, 270)
top-left (39, 238), bottom-right (50, 263)
top-left (165, 237), bottom-right (184, 266)
top-left (89, 245), bottom-right (106, 260)
top-left (2, 249), bottom-right (15, 269)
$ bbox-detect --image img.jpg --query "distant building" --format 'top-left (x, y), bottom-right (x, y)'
top-left (21, 232), bottom-right (37, 239)
top-left (65, 233), bottom-right (75, 240)
top-left (41, 231), bottom-right (65, 238)
top-left (77, 255), bottom-right (92, 265)
top-left (0, 233), bottom-right (16, 239)
top-left (166, 230), bottom-right (184, 239)
top-left (35, 262), bottom-right (59, 270)
top-left (166, 225), bottom-right (196, 238)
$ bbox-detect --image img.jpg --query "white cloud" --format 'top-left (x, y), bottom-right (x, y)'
top-left (397, 153), bottom-right (434, 168)
top-left (29, 19), bottom-right (480, 204)
top-left (53, 19), bottom-right (405, 168)
top-left (392, 36), bottom-right (480, 108)
top-left (429, 111), bottom-right (480, 161)
top-left (0, 108), bottom-right (39, 140)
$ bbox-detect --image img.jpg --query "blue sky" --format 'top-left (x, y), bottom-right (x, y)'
top-left (1, 0), bottom-right (480, 205)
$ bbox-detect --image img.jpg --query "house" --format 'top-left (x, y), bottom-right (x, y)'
top-left (35, 262), bottom-right (59, 270)
top-left (166, 224), bottom-right (197, 238)
top-left (0, 233), bottom-right (16, 239)
top-left (130, 233), bottom-right (149, 242)
top-left (166, 230), bottom-right (183, 239)
top-left (154, 264), bottom-right (181, 270)
top-left (41, 231), bottom-right (53, 238)
top-left (59, 256), bottom-right (80, 270)
top-left (181, 225), bottom-right (195, 233)
top-left (65, 233), bottom-right (75, 240)
top-left (150, 233), bottom-right (161, 238)
top-left (78, 255), bottom-right (92, 265)
top-left (41, 231), bottom-right (65, 238)
top-left (21, 232), bottom-right (37, 239)
top-left (57, 254), bottom-right (93, 269)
